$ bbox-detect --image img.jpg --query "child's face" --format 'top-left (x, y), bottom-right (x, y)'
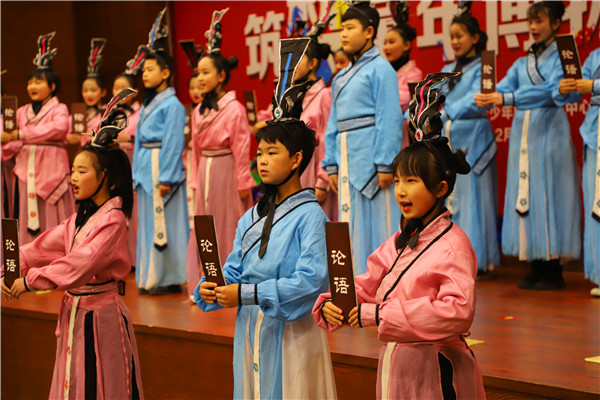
top-left (82, 78), bottom-right (105, 107)
top-left (334, 50), bottom-right (350, 72)
top-left (196, 57), bottom-right (225, 95)
top-left (188, 76), bottom-right (204, 104)
top-left (383, 30), bottom-right (410, 63)
top-left (142, 59), bottom-right (169, 89)
top-left (450, 23), bottom-right (478, 59)
top-left (27, 76), bottom-right (54, 102)
top-left (394, 174), bottom-right (439, 220)
top-left (112, 76), bottom-right (134, 106)
top-left (528, 12), bottom-right (559, 44)
top-left (71, 151), bottom-right (104, 201)
top-left (340, 18), bottom-right (373, 55)
top-left (256, 139), bottom-right (300, 185)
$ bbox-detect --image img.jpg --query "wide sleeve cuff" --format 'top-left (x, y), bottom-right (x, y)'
top-left (502, 92), bottom-right (514, 107)
top-left (376, 165), bottom-right (393, 174)
top-left (239, 283), bottom-right (258, 306)
top-left (325, 165), bottom-right (338, 176)
top-left (593, 79), bottom-right (600, 95)
top-left (358, 303), bottom-right (379, 327)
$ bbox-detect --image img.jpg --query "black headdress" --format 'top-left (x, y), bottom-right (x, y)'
top-left (206, 8), bottom-right (229, 54)
top-left (86, 38), bottom-right (106, 78)
top-left (258, 38), bottom-right (315, 258)
top-left (306, 1), bottom-right (336, 40)
top-left (269, 38), bottom-right (314, 122)
top-left (456, 0), bottom-right (472, 17)
top-left (90, 88), bottom-right (137, 147)
top-left (33, 32), bottom-right (58, 70)
top-left (179, 40), bottom-right (206, 74)
top-left (125, 7), bottom-right (168, 76)
top-left (75, 88), bottom-right (136, 229)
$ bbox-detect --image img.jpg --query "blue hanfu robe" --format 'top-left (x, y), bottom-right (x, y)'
top-left (497, 41), bottom-right (581, 261)
top-left (132, 87), bottom-right (189, 289)
top-left (440, 56), bottom-right (500, 272)
top-left (194, 189), bottom-right (337, 399)
top-left (322, 45), bottom-right (403, 275)
top-left (554, 48), bottom-right (600, 285)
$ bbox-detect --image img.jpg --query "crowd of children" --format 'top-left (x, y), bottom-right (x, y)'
top-left (1, 1), bottom-right (598, 398)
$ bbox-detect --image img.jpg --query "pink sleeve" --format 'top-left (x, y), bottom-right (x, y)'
top-left (19, 103), bottom-right (70, 144)
top-left (256, 107), bottom-right (272, 123)
top-left (229, 104), bottom-right (255, 191)
top-left (315, 90), bottom-right (332, 189)
top-left (398, 67), bottom-right (424, 112)
top-left (15, 217), bottom-right (72, 278)
top-left (376, 246), bottom-right (476, 343)
top-left (26, 212), bottom-right (128, 291)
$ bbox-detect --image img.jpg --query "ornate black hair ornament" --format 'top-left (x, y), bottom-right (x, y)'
top-left (206, 8), bottom-right (229, 54)
top-left (86, 38), bottom-right (106, 78)
top-left (269, 38), bottom-right (314, 122)
top-left (33, 32), bottom-right (58, 70)
top-left (90, 88), bottom-right (137, 148)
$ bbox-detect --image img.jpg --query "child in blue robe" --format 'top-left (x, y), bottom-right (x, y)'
top-left (557, 48), bottom-right (600, 295)
top-left (195, 38), bottom-right (337, 399)
top-left (475, 1), bottom-right (581, 290)
top-left (440, 4), bottom-right (500, 274)
top-left (132, 10), bottom-right (189, 294)
top-left (322, 2), bottom-right (403, 274)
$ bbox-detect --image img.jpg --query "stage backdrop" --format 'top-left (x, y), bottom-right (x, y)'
top-left (172, 0), bottom-right (600, 215)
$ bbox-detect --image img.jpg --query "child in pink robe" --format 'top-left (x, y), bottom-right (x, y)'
top-left (12, 68), bottom-right (76, 245)
top-left (185, 52), bottom-right (255, 297)
top-left (2, 93), bottom-right (143, 399)
top-left (313, 73), bottom-right (485, 399)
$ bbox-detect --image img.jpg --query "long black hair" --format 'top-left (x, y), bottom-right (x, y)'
top-left (205, 52), bottom-right (238, 86)
top-left (80, 143), bottom-right (134, 218)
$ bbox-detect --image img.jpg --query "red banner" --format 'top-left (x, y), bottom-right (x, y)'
top-left (172, 1), bottom-right (600, 214)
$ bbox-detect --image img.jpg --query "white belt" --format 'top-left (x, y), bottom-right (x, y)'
top-left (151, 148), bottom-right (168, 250)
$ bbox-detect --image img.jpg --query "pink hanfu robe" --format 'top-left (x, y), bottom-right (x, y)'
top-left (185, 91), bottom-right (255, 296)
top-left (396, 59), bottom-right (423, 149)
top-left (313, 211), bottom-right (485, 399)
top-left (14, 97), bottom-right (75, 245)
top-left (16, 197), bottom-right (143, 400)
top-left (300, 78), bottom-right (338, 221)
top-left (1, 114), bottom-right (23, 219)
top-left (117, 101), bottom-right (141, 267)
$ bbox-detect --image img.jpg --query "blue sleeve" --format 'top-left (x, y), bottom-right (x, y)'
top-left (322, 87), bottom-right (338, 175)
top-left (496, 59), bottom-right (521, 106)
top-left (193, 214), bottom-right (247, 312)
top-left (254, 214), bottom-right (329, 322)
top-left (131, 114), bottom-right (143, 187)
top-left (373, 66), bottom-right (403, 171)
top-left (582, 52), bottom-right (600, 95)
top-left (510, 55), bottom-right (570, 109)
top-left (158, 99), bottom-right (186, 185)
top-left (443, 67), bottom-right (490, 120)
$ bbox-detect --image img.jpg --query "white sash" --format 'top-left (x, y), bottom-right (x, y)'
top-left (26, 145), bottom-right (40, 234)
top-left (339, 132), bottom-right (351, 223)
top-left (63, 296), bottom-right (81, 400)
top-left (380, 341), bottom-right (396, 400)
top-left (151, 148), bottom-right (168, 249)
top-left (516, 110), bottom-right (531, 215)
top-left (253, 310), bottom-right (265, 399)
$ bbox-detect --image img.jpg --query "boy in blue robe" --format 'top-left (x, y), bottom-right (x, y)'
top-left (132, 9), bottom-right (189, 294)
top-left (195, 38), bottom-right (337, 399)
top-left (322, 2), bottom-right (403, 274)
